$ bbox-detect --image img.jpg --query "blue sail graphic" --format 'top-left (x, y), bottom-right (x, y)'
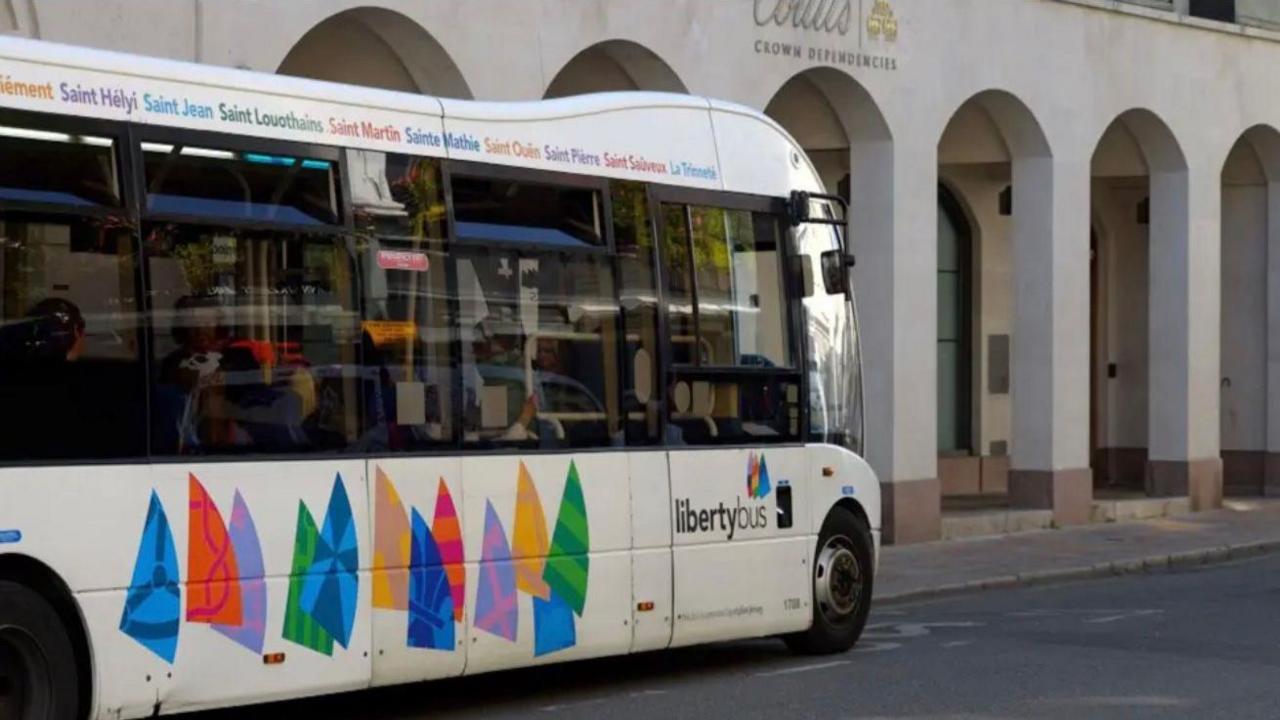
top-left (119, 491), bottom-right (181, 663)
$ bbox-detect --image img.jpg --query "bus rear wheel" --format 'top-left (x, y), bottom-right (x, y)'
top-left (0, 581), bottom-right (79, 720)
top-left (784, 507), bottom-right (873, 655)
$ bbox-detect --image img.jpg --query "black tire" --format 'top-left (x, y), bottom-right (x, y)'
top-left (784, 507), bottom-right (874, 655)
top-left (0, 581), bottom-right (80, 720)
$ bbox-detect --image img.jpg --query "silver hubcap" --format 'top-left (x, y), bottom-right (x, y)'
top-left (814, 535), bottom-right (862, 624)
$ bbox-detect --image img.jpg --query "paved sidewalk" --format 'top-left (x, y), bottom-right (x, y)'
top-left (874, 498), bottom-right (1280, 604)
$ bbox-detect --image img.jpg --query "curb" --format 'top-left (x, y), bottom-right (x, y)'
top-left (875, 538), bottom-right (1280, 606)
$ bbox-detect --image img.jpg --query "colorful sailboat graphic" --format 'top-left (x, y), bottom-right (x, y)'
top-left (433, 479), bottom-right (465, 623)
top-left (300, 476), bottom-right (359, 648)
top-left (407, 509), bottom-right (455, 650)
top-left (119, 491), bottom-right (181, 663)
top-left (372, 467), bottom-right (411, 611)
top-left (213, 491), bottom-right (267, 654)
top-left (475, 501), bottom-right (518, 641)
top-left (542, 461), bottom-right (590, 617)
top-left (512, 462), bottom-right (551, 600)
top-left (282, 502), bottom-right (334, 655)
top-left (186, 475), bottom-right (242, 626)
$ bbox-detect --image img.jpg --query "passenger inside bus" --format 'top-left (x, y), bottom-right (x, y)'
top-left (465, 312), bottom-right (540, 442)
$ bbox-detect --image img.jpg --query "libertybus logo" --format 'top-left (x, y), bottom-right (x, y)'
top-left (675, 452), bottom-right (773, 540)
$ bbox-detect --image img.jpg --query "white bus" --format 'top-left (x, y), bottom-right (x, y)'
top-left (0, 36), bottom-right (878, 720)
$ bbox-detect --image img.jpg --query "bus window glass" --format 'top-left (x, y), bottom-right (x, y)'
top-left (667, 375), bottom-right (801, 445)
top-left (612, 181), bottom-right (661, 445)
top-left (0, 126), bottom-right (119, 206)
top-left (659, 201), bottom-right (800, 446)
top-left (660, 204), bottom-right (697, 365)
top-left (143, 143), bottom-right (339, 225)
top-left (145, 224), bottom-right (361, 455)
top-left (0, 214), bottom-right (145, 460)
top-left (455, 247), bottom-right (619, 449)
top-left (689, 207), bottom-right (791, 368)
top-left (799, 219), bottom-right (863, 454)
top-left (451, 175), bottom-right (603, 247)
top-left (660, 204), bottom-right (793, 369)
top-left (348, 150), bottom-right (455, 451)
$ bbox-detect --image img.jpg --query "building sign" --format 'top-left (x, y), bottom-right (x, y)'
top-left (752, 0), bottom-right (900, 71)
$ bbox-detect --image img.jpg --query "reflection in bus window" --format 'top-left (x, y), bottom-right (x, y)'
top-left (690, 207), bottom-right (791, 368)
top-left (659, 202), bottom-right (799, 445)
top-left (666, 375), bottom-right (801, 445)
top-left (455, 247), bottom-right (620, 449)
top-left (348, 150), bottom-right (455, 451)
top-left (612, 181), bottom-right (662, 445)
top-left (660, 205), bottom-right (792, 369)
top-left (0, 214), bottom-right (145, 460)
top-left (142, 143), bottom-right (339, 225)
top-left (145, 224), bottom-right (360, 455)
top-left (660, 204), bottom-right (697, 365)
top-left (451, 175), bottom-right (603, 247)
top-left (0, 126), bottom-right (120, 207)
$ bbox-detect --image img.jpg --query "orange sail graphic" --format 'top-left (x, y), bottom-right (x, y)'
top-left (512, 462), bottom-right (551, 600)
top-left (186, 474), bottom-right (243, 625)
top-left (432, 478), bottom-right (465, 623)
top-left (372, 467), bottom-right (411, 610)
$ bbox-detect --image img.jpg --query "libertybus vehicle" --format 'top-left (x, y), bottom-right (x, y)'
top-left (0, 36), bottom-right (877, 720)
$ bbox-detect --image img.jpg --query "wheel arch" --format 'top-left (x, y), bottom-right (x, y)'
top-left (0, 553), bottom-right (94, 718)
top-left (832, 497), bottom-right (870, 530)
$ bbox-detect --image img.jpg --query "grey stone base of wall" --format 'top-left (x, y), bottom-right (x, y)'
top-left (1093, 447), bottom-right (1147, 489)
top-left (1147, 458), bottom-right (1223, 511)
top-left (1223, 450), bottom-right (1265, 495)
top-left (1264, 453), bottom-right (1280, 498)
top-left (1009, 468), bottom-right (1093, 526)
top-left (880, 477), bottom-right (941, 545)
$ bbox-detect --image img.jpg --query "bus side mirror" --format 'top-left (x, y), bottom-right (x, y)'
top-left (820, 249), bottom-right (855, 295)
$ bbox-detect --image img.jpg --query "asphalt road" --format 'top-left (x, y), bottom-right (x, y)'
top-left (192, 555), bottom-right (1280, 719)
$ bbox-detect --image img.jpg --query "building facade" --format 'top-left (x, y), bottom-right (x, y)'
top-left (5, 0), bottom-right (1280, 543)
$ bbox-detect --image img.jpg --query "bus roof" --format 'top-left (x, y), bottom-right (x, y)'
top-left (0, 35), bottom-right (820, 198)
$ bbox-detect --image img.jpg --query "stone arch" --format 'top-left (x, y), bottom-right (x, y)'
top-left (1219, 124), bottom-right (1280, 495)
top-left (543, 40), bottom-right (686, 98)
top-left (278, 6), bottom-right (471, 98)
top-left (936, 90), bottom-right (1080, 520)
top-left (1091, 108), bottom-right (1196, 499)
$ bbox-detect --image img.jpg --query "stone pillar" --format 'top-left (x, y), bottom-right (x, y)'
top-left (1008, 155), bottom-right (1094, 526)
top-left (1265, 180), bottom-right (1280, 496)
top-left (855, 139), bottom-right (941, 544)
top-left (1146, 160), bottom-right (1223, 510)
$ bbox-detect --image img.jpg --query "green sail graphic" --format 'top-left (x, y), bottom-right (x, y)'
top-left (542, 461), bottom-right (590, 616)
top-left (282, 501), bottom-right (335, 655)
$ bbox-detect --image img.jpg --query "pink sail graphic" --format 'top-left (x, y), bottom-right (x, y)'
top-left (432, 479), bottom-right (465, 623)
top-left (212, 491), bottom-right (267, 653)
top-left (474, 501), bottom-right (517, 641)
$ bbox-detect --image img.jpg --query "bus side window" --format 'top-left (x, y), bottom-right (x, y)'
top-left (0, 124), bottom-right (147, 462)
top-left (142, 143), bottom-right (361, 456)
top-left (450, 174), bottom-right (621, 450)
top-left (612, 181), bottom-right (662, 446)
top-left (658, 202), bottom-right (801, 445)
top-left (349, 151), bottom-right (455, 452)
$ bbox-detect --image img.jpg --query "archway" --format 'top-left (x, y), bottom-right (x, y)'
top-left (935, 91), bottom-right (1088, 525)
top-left (763, 68), bottom-right (913, 539)
top-left (543, 40), bottom-right (686, 98)
top-left (1090, 109), bottom-right (1192, 499)
top-left (278, 7), bottom-right (471, 98)
top-left (1219, 125), bottom-right (1280, 496)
